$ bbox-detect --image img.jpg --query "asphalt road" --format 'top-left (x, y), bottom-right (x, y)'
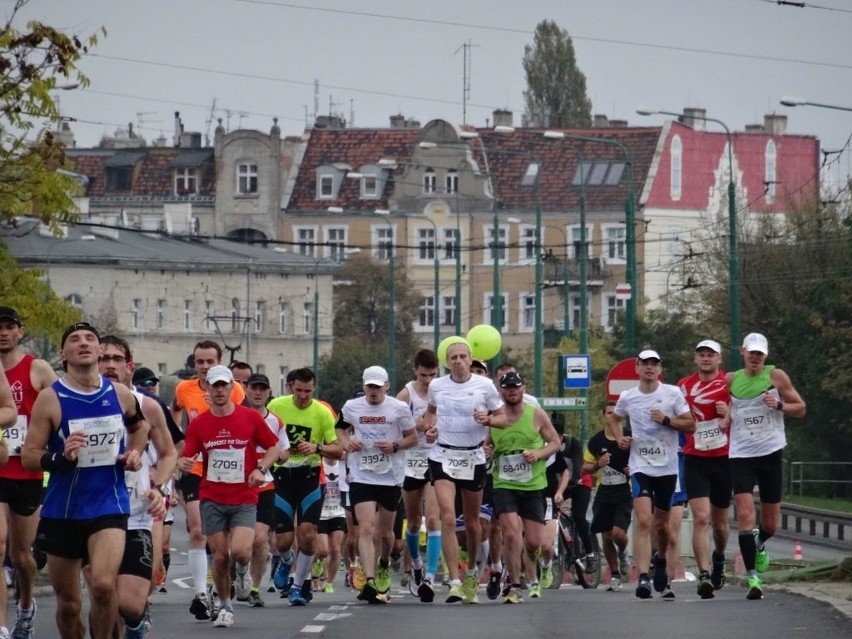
top-left (24, 508), bottom-right (852, 638)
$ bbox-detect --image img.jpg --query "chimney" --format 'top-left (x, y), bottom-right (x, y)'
top-left (680, 108), bottom-right (707, 131)
top-left (745, 124), bottom-right (764, 133)
top-left (593, 114), bottom-right (609, 128)
top-left (389, 114), bottom-right (406, 128)
top-left (493, 109), bottom-right (513, 128)
top-left (173, 111), bottom-right (183, 147)
top-left (764, 113), bottom-right (787, 135)
top-left (609, 119), bottom-right (628, 128)
top-left (180, 131), bottom-right (202, 148)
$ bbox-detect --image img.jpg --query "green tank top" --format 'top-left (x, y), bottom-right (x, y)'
top-left (491, 404), bottom-right (546, 491)
top-left (730, 365), bottom-right (775, 400)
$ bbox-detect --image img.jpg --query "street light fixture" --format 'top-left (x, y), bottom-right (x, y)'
top-left (636, 107), bottom-right (740, 367)
top-left (780, 96), bottom-right (852, 112)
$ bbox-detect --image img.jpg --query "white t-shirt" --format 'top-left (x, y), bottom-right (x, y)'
top-left (614, 383), bottom-right (689, 477)
top-left (427, 374), bottom-right (503, 465)
top-left (404, 381), bottom-right (433, 480)
top-left (341, 395), bottom-right (413, 486)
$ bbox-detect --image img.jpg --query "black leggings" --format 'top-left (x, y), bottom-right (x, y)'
top-left (571, 484), bottom-right (593, 552)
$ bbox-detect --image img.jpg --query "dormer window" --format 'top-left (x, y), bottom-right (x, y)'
top-left (175, 168), bottom-right (198, 195)
top-left (361, 174), bottom-right (379, 199)
top-left (103, 151), bottom-right (144, 191)
top-left (170, 149), bottom-right (211, 196)
top-left (319, 174), bottom-right (334, 198)
top-left (315, 164), bottom-right (351, 200)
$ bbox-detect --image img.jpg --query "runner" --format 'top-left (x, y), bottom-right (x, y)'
top-left (336, 366), bottom-right (416, 603)
top-left (179, 365), bottom-right (281, 627)
top-left (314, 456), bottom-right (345, 593)
top-left (0, 306), bottom-right (56, 639)
top-left (21, 322), bottom-right (148, 639)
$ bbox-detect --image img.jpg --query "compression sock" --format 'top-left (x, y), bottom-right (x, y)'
top-left (406, 529), bottom-right (422, 564)
top-left (739, 532), bottom-right (757, 571)
top-left (426, 530), bottom-right (441, 578)
top-left (188, 548), bottom-right (208, 594)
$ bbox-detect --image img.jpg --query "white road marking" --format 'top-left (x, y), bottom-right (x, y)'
top-left (301, 625), bottom-right (325, 633)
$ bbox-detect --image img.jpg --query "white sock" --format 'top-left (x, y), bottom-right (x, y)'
top-left (189, 548), bottom-right (208, 594)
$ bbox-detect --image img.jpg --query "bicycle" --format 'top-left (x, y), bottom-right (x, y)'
top-left (548, 502), bottom-right (601, 589)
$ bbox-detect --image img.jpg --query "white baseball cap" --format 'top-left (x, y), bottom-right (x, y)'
top-left (695, 339), bottom-right (722, 353)
top-left (742, 333), bottom-right (769, 355)
top-left (637, 349), bottom-right (661, 362)
top-left (206, 364), bottom-right (234, 385)
top-left (362, 365), bottom-right (389, 386)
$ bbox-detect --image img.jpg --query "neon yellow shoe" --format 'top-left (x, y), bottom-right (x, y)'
top-left (746, 574), bottom-right (764, 600)
top-left (539, 564), bottom-right (554, 589)
top-left (461, 573), bottom-right (479, 604)
top-left (375, 564), bottom-right (392, 594)
top-left (529, 582), bottom-right (541, 598)
top-left (311, 559), bottom-right (325, 579)
top-left (446, 581), bottom-right (464, 603)
top-left (352, 563), bottom-right (367, 591)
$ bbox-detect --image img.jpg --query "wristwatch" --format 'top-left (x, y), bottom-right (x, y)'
top-left (392, 442), bottom-right (400, 453)
top-left (257, 464), bottom-right (269, 475)
top-left (152, 483), bottom-right (170, 498)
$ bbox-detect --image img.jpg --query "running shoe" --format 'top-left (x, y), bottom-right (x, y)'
top-left (417, 578), bottom-right (435, 603)
top-left (661, 585), bottom-right (675, 600)
top-left (234, 570), bottom-right (251, 601)
top-left (288, 584), bottom-right (308, 606)
top-left (486, 569), bottom-right (502, 600)
top-left (461, 573), bottom-right (479, 604)
top-left (390, 552), bottom-right (402, 573)
top-left (11, 601), bottom-right (35, 639)
top-left (528, 582), bottom-right (541, 599)
top-left (375, 563), bottom-right (392, 594)
top-left (412, 566), bottom-right (423, 587)
top-left (697, 572), bottom-right (715, 599)
top-left (606, 576), bottom-right (622, 592)
top-left (359, 578), bottom-right (388, 604)
top-left (124, 621), bottom-right (146, 639)
top-left (352, 563), bottom-right (367, 590)
top-left (502, 584), bottom-right (522, 604)
top-left (446, 581), bottom-right (464, 603)
top-left (635, 576), bottom-right (652, 599)
top-left (189, 593), bottom-right (210, 620)
top-left (209, 599), bottom-right (220, 622)
top-left (539, 563), bottom-right (554, 589)
top-left (746, 574), bottom-right (764, 600)
top-left (400, 571), bottom-right (411, 589)
top-left (755, 547), bottom-right (770, 573)
top-left (212, 610), bottom-right (234, 628)
top-left (247, 591), bottom-right (265, 607)
top-left (300, 579), bottom-right (314, 603)
top-left (323, 583), bottom-right (334, 594)
top-left (584, 553), bottom-right (598, 575)
top-left (311, 559), bottom-right (325, 580)
top-left (618, 549), bottom-right (630, 577)
top-left (652, 554), bottom-right (668, 593)
top-left (711, 551), bottom-right (727, 590)
top-left (273, 556), bottom-right (292, 590)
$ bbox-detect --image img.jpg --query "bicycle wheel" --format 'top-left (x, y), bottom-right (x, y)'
top-left (549, 522), bottom-right (566, 589)
top-left (575, 534), bottom-right (602, 589)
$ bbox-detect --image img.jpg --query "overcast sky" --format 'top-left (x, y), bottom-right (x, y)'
top-left (18, 0), bottom-right (852, 188)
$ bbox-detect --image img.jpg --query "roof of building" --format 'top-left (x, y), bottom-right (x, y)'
top-left (2, 217), bottom-right (338, 274)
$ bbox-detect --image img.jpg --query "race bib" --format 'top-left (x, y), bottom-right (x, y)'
top-left (359, 447), bottom-right (392, 474)
top-left (636, 438), bottom-right (667, 467)
top-left (694, 418), bottom-right (727, 451)
top-left (207, 448), bottom-right (245, 483)
top-left (739, 405), bottom-right (769, 434)
top-left (69, 415), bottom-right (124, 468)
top-left (497, 453), bottom-right (532, 483)
top-left (600, 465), bottom-right (627, 485)
top-left (441, 448), bottom-right (476, 480)
top-left (124, 469), bottom-right (147, 501)
top-left (321, 482), bottom-right (344, 519)
top-left (5, 415), bottom-right (27, 455)
top-left (405, 446), bottom-right (430, 479)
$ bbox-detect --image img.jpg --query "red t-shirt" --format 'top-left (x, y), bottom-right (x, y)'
top-left (184, 403), bottom-right (279, 505)
top-left (678, 371), bottom-right (730, 457)
top-left (2, 354), bottom-right (42, 481)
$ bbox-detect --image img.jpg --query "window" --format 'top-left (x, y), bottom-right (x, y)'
top-left (278, 366), bottom-right (289, 396)
top-left (521, 161), bottom-right (540, 187)
top-left (131, 299), bottom-right (142, 330)
top-left (318, 174), bottom-right (334, 199)
top-left (443, 228), bottom-right (458, 261)
top-left (418, 227), bottom-right (436, 261)
top-left (205, 300), bottom-right (214, 331)
top-left (65, 293), bottom-right (83, 309)
top-left (485, 293), bottom-right (508, 330)
top-left (765, 140), bottom-right (776, 204)
top-left (423, 169), bottom-right (436, 194)
top-left (254, 301), bottom-right (265, 333)
top-left (184, 300), bottom-right (192, 331)
top-left (375, 225), bottom-right (394, 261)
top-left (174, 168), bottom-right (197, 195)
top-left (569, 225), bottom-right (592, 259)
top-left (157, 363), bottom-right (167, 374)
top-left (604, 294), bottom-right (625, 331)
top-left (445, 170), bottom-right (458, 194)
top-left (296, 227), bottom-right (316, 257)
top-left (361, 174), bottom-right (379, 199)
top-left (571, 160), bottom-right (595, 186)
top-left (279, 302), bottom-right (292, 334)
top-left (106, 168), bottom-right (133, 191)
top-left (303, 302), bottom-right (313, 334)
top-left (157, 299), bottom-right (166, 329)
top-left (670, 135), bottom-right (682, 201)
top-left (588, 162), bottom-right (609, 185)
top-left (418, 296), bottom-right (435, 331)
top-left (325, 227), bottom-right (347, 261)
top-left (442, 295), bottom-right (456, 327)
top-left (605, 162), bottom-right (626, 185)
top-left (520, 294), bottom-right (535, 332)
top-left (605, 225), bottom-right (626, 262)
top-left (520, 226), bottom-right (536, 262)
top-left (487, 225), bottom-right (508, 263)
top-left (571, 295), bottom-right (581, 331)
top-left (571, 160), bottom-right (624, 186)
top-left (237, 163), bottom-right (258, 194)
top-left (231, 298), bottom-right (240, 332)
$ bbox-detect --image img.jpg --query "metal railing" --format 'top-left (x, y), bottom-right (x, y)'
top-left (788, 461), bottom-right (852, 497)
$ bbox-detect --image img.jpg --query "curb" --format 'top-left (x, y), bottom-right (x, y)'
top-left (779, 582), bottom-right (852, 622)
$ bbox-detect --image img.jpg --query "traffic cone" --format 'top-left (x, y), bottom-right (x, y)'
top-left (734, 549), bottom-right (745, 577)
top-left (794, 539), bottom-right (803, 561)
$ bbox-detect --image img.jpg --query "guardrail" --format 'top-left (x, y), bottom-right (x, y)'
top-left (776, 502), bottom-right (852, 550)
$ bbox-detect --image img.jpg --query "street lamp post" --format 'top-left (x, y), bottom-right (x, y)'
top-left (636, 108), bottom-right (739, 367)
top-left (374, 210), bottom-right (397, 390)
top-left (780, 96), bottom-right (852, 113)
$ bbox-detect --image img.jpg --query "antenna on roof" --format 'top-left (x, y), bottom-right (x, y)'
top-left (454, 40), bottom-right (479, 126)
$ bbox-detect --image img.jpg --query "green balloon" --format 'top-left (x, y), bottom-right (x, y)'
top-left (466, 324), bottom-right (502, 361)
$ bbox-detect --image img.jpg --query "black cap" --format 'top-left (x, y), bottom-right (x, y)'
top-left (0, 307), bottom-right (22, 326)
top-left (499, 371), bottom-right (524, 388)
top-left (246, 373), bottom-right (271, 388)
top-left (471, 358), bottom-right (488, 373)
top-left (60, 322), bottom-right (100, 347)
top-left (132, 367), bottom-right (159, 387)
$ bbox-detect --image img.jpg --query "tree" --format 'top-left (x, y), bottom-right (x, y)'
top-left (522, 20), bottom-right (592, 129)
top-left (1, 0), bottom-right (103, 228)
